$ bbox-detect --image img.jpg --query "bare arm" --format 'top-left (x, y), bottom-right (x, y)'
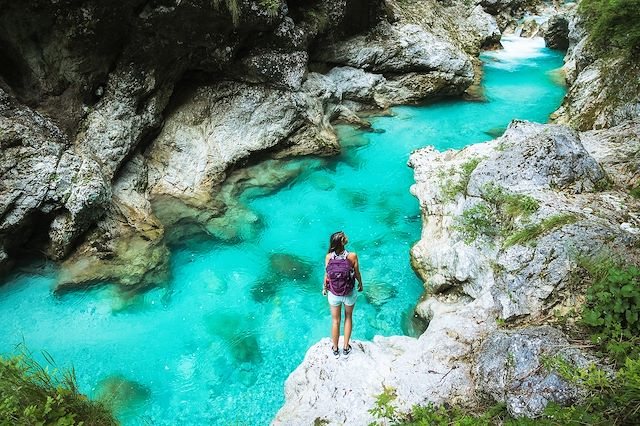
top-left (322, 253), bottom-right (331, 295)
top-left (348, 252), bottom-right (363, 292)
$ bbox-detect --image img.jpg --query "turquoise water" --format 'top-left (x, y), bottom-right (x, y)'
top-left (0, 36), bottom-right (565, 425)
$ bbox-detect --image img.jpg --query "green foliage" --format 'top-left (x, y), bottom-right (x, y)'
top-left (305, 7), bottom-right (330, 33)
top-left (369, 385), bottom-right (400, 424)
top-left (440, 157), bottom-right (483, 201)
top-left (503, 214), bottom-right (579, 248)
top-left (212, 0), bottom-right (241, 26)
top-left (579, 0), bottom-right (640, 55)
top-left (630, 186), bottom-right (640, 199)
top-left (453, 183), bottom-right (540, 244)
top-left (581, 264), bottom-right (640, 363)
top-left (542, 355), bottom-right (640, 425)
top-left (0, 346), bottom-right (117, 426)
top-left (453, 202), bottom-right (497, 243)
top-left (594, 177), bottom-right (613, 192)
top-left (258, 0), bottom-right (280, 15)
top-left (482, 183), bottom-right (540, 225)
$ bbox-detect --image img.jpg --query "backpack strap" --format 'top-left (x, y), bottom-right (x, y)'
top-left (332, 250), bottom-right (349, 260)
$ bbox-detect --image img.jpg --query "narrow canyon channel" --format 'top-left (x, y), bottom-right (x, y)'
top-left (0, 35), bottom-right (565, 425)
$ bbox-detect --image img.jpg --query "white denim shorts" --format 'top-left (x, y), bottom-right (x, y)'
top-left (327, 290), bottom-right (358, 307)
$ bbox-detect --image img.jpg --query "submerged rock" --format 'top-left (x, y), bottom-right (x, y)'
top-left (205, 313), bottom-right (263, 365)
top-left (363, 281), bottom-right (398, 308)
top-left (95, 374), bottom-right (151, 417)
top-left (269, 253), bottom-right (314, 281)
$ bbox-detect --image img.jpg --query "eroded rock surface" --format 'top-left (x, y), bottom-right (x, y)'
top-left (0, 0), bottom-right (497, 284)
top-left (475, 326), bottom-right (592, 417)
top-left (552, 9), bottom-right (640, 130)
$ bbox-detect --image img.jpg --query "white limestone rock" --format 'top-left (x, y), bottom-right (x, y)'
top-left (146, 81), bottom-right (338, 205)
top-left (316, 22), bottom-right (473, 77)
top-left (475, 326), bottom-right (593, 417)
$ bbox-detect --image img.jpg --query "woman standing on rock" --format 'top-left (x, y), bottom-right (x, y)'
top-left (323, 231), bottom-right (363, 359)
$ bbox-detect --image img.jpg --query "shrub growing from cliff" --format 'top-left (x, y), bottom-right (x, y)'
top-left (453, 183), bottom-right (540, 244)
top-left (580, 0), bottom-right (640, 55)
top-left (581, 263), bottom-right (640, 363)
top-left (0, 347), bottom-right (117, 425)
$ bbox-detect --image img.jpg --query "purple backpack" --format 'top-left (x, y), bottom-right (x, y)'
top-left (326, 252), bottom-right (354, 296)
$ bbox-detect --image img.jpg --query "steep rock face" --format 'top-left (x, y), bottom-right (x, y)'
top-left (0, 0), bottom-right (386, 278)
top-left (277, 121), bottom-right (637, 422)
top-left (0, 88), bottom-right (108, 271)
top-left (552, 12), bottom-right (640, 130)
top-left (580, 120), bottom-right (640, 189)
top-left (146, 82), bottom-right (337, 205)
top-left (544, 15), bottom-right (569, 50)
top-left (57, 154), bottom-right (169, 290)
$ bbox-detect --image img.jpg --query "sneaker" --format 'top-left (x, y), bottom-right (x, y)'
top-left (332, 346), bottom-right (340, 359)
top-left (343, 345), bottom-right (352, 358)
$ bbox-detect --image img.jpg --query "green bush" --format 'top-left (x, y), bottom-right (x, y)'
top-left (0, 347), bottom-right (117, 426)
top-left (542, 355), bottom-right (640, 425)
top-left (453, 183), bottom-right (540, 243)
top-left (482, 183), bottom-right (539, 227)
top-left (212, 0), bottom-right (241, 26)
top-left (581, 265), bottom-right (640, 363)
top-left (453, 202), bottom-right (497, 243)
top-left (259, 0), bottom-right (280, 15)
top-left (579, 0), bottom-right (640, 54)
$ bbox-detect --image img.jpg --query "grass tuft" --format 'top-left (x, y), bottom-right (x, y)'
top-left (0, 344), bottom-right (117, 425)
top-left (503, 214), bottom-right (579, 248)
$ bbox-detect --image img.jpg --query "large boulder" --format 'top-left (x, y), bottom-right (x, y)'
top-left (475, 326), bottom-right (592, 417)
top-left (146, 81), bottom-right (338, 206)
top-left (409, 120), bottom-right (636, 319)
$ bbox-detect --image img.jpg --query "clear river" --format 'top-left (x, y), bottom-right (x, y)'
top-left (0, 36), bottom-right (565, 425)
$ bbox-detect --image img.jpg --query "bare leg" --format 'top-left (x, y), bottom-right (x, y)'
top-left (330, 304), bottom-right (342, 350)
top-left (343, 304), bottom-right (354, 349)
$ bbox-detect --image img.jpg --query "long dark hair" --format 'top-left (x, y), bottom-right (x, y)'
top-left (328, 231), bottom-right (346, 254)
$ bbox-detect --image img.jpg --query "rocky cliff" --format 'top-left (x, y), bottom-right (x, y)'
top-left (275, 119), bottom-right (640, 424)
top-left (551, 7), bottom-right (640, 130)
top-left (0, 0), bottom-right (501, 286)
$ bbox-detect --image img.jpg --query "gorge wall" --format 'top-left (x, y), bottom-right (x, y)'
top-left (0, 0), bottom-right (503, 289)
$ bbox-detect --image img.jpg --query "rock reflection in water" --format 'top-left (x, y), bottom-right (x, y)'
top-left (401, 305), bottom-right (429, 338)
